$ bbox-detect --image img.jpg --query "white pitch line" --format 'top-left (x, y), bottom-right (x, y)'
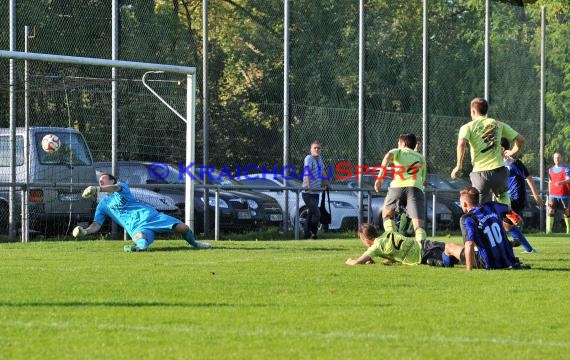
top-left (3, 321), bottom-right (569, 348)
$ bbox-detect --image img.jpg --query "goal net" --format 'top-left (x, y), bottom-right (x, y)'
top-left (0, 50), bottom-right (196, 241)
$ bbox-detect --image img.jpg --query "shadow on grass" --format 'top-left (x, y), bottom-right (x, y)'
top-left (0, 301), bottom-right (396, 308)
top-left (147, 246), bottom-right (204, 252)
top-left (215, 245), bottom-right (348, 252)
top-left (0, 301), bottom-right (236, 307)
top-left (526, 267), bottom-right (570, 272)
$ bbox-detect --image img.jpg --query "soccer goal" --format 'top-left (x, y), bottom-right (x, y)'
top-left (0, 50), bottom-right (197, 241)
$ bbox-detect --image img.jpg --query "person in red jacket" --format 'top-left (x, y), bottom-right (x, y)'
top-left (547, 153), bottom-right (570, 234)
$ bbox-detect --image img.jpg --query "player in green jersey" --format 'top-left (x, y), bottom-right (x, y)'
top-left (451, 97), bottom-right (525, 206)
top-left (374, 133), bottom-right (427, 242)
top-left (452, 97), bottom-right (527, 228)
top-left (345, 223), bottom-right (463, 267)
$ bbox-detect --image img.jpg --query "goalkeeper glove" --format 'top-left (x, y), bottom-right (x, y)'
top-left (72, 226), bottom-right (87, 238)
top-left (82, 186), bottom-right (100, 198)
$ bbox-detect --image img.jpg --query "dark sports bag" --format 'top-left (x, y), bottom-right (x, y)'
top-left (319, 188), bottom-right (332, 225)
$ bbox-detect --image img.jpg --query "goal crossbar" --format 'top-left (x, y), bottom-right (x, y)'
top-left (1, 49), bottom-right (198, 232)
top-left (0, 50), bottom-right (195, 74)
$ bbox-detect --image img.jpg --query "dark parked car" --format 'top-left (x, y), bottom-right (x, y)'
top-left (445, 175), bottom-right (543, 229)
top-left (425, 173), bottom-right (465, 229)
top-left (522, 176), bottom-right (550, 230)
top-left (0, 195), bottom-right (7, 235)
top-left (95, 162), bottom-right (282, 233)
top-left (202, 171), bottom-right (284, 228)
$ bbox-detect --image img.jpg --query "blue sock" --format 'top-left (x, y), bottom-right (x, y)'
top-left (135, 238), bottom-right (149, 250)
top-left (441, 252), bottom-right (454, 268)
top-left (184, 230), bottom-right (198, 247)
top-left (508, 227), bottom-right (533, 252)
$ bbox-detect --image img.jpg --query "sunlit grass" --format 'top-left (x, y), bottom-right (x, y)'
top-left (1, 234), bottom-right (569, 359)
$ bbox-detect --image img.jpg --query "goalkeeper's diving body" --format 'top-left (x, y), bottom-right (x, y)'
top-left (72, 172), bottom-right (212, 252)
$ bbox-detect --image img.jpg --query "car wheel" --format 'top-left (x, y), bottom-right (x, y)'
top-left (0, 201), bottom-right (7, 234)
top-left (298, 207), bottom-right (308, 228)
top-left (300, 207), bottom-right (330, 233)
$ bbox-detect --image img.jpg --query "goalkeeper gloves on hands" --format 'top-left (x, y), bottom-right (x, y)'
top-left (82, 186), bottom-right (100, 198)
top-left (72, 226), bottom-right (87, 238)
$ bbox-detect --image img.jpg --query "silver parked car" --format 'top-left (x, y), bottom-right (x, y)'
top-left (0, 127), bottom-right (96, 235)
top-left (235, 173), bottom-right (359, 231)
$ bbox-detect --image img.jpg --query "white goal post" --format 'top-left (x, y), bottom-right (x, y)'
top-left (0, 49), bottom-right (198, 233)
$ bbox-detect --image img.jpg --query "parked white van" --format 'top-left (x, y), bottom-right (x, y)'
top-left (0, 127), bottom-right (96, 235)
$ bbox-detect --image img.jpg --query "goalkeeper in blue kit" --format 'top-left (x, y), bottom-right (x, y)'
top-left (72, 172), bottom-right (211, 252)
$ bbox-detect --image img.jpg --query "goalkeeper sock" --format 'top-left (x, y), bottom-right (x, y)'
top-left (184, 230), bottom-right (199, 247)
top-left (546, 216), bottom-right (554, 234)
top-left (415, 228), bottom-right (426, 242)
top-left (135, 238), bottom-right (150, 250)
top-left (383, 218), bottom-right (396, 232)
top-left (565, 218), bottom-right (570, 234)
top-left (508, 227), bottom-right (533, 252)
top-left (495, 192), bottom-right (511, 207)
top-left (398, 213), bottom-right (409, 233)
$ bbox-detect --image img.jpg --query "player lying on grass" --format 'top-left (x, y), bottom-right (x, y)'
top-left (345, 223), bottom-right (464, 267)
top-left (72, 172), bottom-right (212, 252)
top-left (458, 186), bottom-right (529, 270)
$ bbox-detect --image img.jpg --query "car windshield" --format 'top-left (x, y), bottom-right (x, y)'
top-left (95, 163), bottom-right (185, 185)
top-left (237, 175), bottom-right (302, 188)
top-left (35, 131), bottom-right (92, 166)
top-left (0, 136), bottom-right (24, 166)
top-left (334, 175), bottom-right (390, 190)
top-left (426, 174), bottom-right (455, 190)
top-left (236, 177), bottom-right (280, 188)
top-left (149, 164), bottom-right (185, 184)
top-left (447, 178), bottom-right (470, 190)
top-left (206, 171), bottom-right (242, 187)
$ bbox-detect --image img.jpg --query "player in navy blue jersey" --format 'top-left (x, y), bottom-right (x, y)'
top-left (501, 138), bottom-right (543, 253)
top-left (458, 186), bottom-right (528, 271)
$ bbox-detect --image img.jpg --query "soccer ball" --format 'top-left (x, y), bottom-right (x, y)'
top-left (41, 134), bottom-right (61, 153)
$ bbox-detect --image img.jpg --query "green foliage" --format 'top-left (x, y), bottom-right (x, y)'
top-left (1, 235), bottom-right (570, 359)
top-left (1, 0), bottom-right (569, 174)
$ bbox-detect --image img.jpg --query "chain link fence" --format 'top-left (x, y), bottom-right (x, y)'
top-left (0, 0), bottom-right (561, 238)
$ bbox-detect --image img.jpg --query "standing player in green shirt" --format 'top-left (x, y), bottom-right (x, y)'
top-left (451, 98), bottom-right (525, 225)
top-left (374, 133), bottom-right (427, 242)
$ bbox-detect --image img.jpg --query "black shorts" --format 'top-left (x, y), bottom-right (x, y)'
top-left (548, 197), bottom-right (570, 212)
top-left (459, 248), bottom-right (486, 268)
top-left (510, 198), bottom-right (525, 213)
top-left (420, 240), bottom-right (445, 264)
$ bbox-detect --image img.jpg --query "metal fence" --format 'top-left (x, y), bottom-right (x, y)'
top-left (0, 0), bottom-right (564, 239)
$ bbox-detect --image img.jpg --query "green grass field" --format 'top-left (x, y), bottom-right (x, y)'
top-left (1, 234), bottom-right (570, 360)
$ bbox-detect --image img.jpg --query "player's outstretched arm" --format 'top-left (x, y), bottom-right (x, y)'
top-left (505, 134), bottom-right (525, 158)
top-left (99, 184), bottom-right (122, 193)
top-left (346, 253), bottom-right (373, 266)
top-left (451, 138), bottom-right (467, 179)
top-left (525, 176), bottom-right (544, 208)
top-left (73, 222), bottom-right (102, 238)
top-left (374, 153), bottom-right (393, 192)
top-left (82, 186), bottom-right (100, 198)
top-left (82, 184), bottom-right (123, 198)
